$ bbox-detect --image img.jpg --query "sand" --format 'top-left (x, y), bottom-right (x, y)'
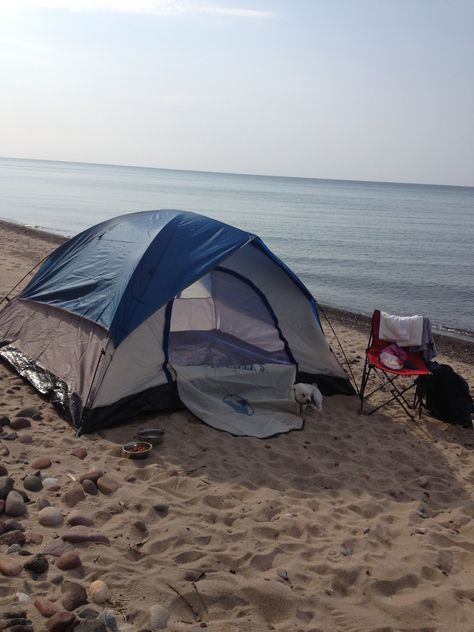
top-left (0, 220), bottom-right (473, 631)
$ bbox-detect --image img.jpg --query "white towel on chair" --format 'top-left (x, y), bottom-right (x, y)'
top-left (379, 311), bottom-right (423, 347)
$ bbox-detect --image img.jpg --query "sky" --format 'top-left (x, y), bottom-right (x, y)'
top-left (0, 0), bottom-right (473, 185)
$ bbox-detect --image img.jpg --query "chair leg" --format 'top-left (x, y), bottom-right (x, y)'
top-left (359, 359), bottom-right (371, 413)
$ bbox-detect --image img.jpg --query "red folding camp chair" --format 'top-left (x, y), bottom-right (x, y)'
top-left (359, 310), bottom-right (431, 421)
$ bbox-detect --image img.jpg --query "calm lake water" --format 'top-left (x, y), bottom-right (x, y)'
top-left (1, 157), bottom-right (473, 338)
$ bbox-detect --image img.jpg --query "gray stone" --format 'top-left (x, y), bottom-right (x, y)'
top-left (38, 497), bottom-right (51, 510)
top-left (61, 580), bottom-right (88, 611)
top-left (24, 475), bottom-right (43, 492)
top-left (43, 477), bottom-right (61, 491)
top-left (2, 432), bottom-right (18, 440)
top-left (82, 480), bottom-right (98, 496)
top-left (150, 605), bottom-right (170, 630)
top-left (153, 502), bottom-right (169, 515)
top-left (4, 518), bottom-right (25, 532)
top-left (39, 506), bottom-right (63, 527)
top-left (0, 529), bottom-right (26, 546)
top-left (75, 619), bottom-right (107, 632)
top-left (5, 490), bottom-right (27, 517)
top-left (97, 611), bottom-right (118, 632)
top-left (15, 407), bottom-right (41, 418)
top-left (43, 540), bottom-right (74, 557)
top-left (0, 476), bottom-right (14, 500)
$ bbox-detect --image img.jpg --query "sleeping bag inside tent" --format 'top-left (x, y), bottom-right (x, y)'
top-left (0, 209), bottom-right (354, 438)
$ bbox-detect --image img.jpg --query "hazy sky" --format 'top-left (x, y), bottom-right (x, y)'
top-left (0, 0), bottom-right (473, 185)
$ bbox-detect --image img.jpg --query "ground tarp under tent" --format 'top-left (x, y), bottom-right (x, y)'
top-left (0, 209), bottom-right (354, 437)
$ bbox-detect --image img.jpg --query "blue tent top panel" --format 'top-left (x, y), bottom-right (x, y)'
top-left (20, 209), bottom-right (317, 346)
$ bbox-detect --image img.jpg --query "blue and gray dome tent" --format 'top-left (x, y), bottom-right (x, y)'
top-left (0, 210), bottom-right (353, 437)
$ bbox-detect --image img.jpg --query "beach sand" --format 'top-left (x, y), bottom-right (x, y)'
top-left (0, 220), bottom-right (473, 631)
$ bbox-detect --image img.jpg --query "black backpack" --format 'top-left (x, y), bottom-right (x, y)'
top-left (417, 363), bottom-right (474, 428)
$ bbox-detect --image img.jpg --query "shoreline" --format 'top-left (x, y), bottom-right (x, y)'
top-left (2, 218), bottom-right (472, 366)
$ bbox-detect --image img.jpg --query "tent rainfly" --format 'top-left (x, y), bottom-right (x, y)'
top-left (0, 210), bottom-right (354, 438)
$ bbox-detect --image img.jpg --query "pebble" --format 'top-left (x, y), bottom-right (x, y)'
top-left (70, 447), bottom-right (87, 460)
top-left (0, 476), bottom-right (14, 500)
top-left (89, 580), bottom-right (110, 604)
top-left (46, 611), bottom-right (77, 632)
top-left (39, 507), bottom-right (63, 527)
top-left (79, 470), bottom-right (103, 484)
top-left (0, 554), bottom-right (23, 576)
top-left (0, 416), bottom-right (10, 427)
top-left (43, 540), bottom-right (74, 557)
top-left (2, 431), bottom-right (18, 440)
top-left (16, 592), bottom-right (31, 605)
top-left (75, 620), bottom-right (107, 632)
top-left (10, 417), bottom-right (31, 430)
top-left (5, 519), bottom-right (25, 532)
top-left (67, 510), bottom-right (94, 527)
top-left (32, 457), bottom-right (52, 470)
top-left (24, 474), bottom-right (43, 492)
top-left (417, 507), bottom-right (429, 519)
top-left (62, 526), bottom-right (110, 544)
top-left (0, 530), bottom-right (26, 546)
top-left (35, 596), bottom-right (59, 618)
top-left (133, 520), bottom-right (147, 533)
top-left (38, 498), bottom-right (51, 510)
top-left (56, 550), bottom-right (82, 571)
top-left (150, 605), bottom-right (170, 630)
top-left (153, 502), bottom-right (169, 515)
top-left (24, 553), bottom-right (49, 575)
top-left (0, 499), bottom-right (4, 514)
top-left (98, 611), bottom-right (119, 632)
top-left (96, 476), bottom-right (120, 495)
top-left (5, 490), bottom-right (27, 517)
top-left (82, 480), bottom-right (98, 496)
top-left (62, 580), bottom-right (88, 611)
top-left (6, 543), bottom-right (22, 554)
top-left (77, 607), bottom-right (100, 620)
top-left (16, 407), bottom-right (41, 418)
top-left (62, 486), bottom-right (85, 508)
top-left (18, 433), bottom-right (33, 445)
top-left (27, 531), bottom-right (43, 545)
top-left (0, 463), bottom-right (8, 476)
top-left (43, 478), bottom-right (61, 491)
top-left (417, 476), bottom-right (429, 488)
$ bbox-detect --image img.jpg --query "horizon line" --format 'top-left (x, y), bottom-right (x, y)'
top-left (1, 155), bottom-right (473, 190)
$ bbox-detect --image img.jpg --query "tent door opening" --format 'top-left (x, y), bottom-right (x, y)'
top-left (167, 268), bottom-right (294, 369)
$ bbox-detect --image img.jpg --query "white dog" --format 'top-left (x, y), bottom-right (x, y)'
top-left (292, 382), bottom-right (323, 412)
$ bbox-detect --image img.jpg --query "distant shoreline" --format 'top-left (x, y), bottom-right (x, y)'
top-left (1, 217), bottom-right (472, 366)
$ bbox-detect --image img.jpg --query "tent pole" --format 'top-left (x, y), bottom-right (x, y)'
top-left (316, 302), bottom-right (358, 392)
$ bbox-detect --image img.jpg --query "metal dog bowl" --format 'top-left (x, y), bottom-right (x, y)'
top-left (122, 441), bottom-right (153, 459)
top-left (136, 428), bottom-right (165, 446)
